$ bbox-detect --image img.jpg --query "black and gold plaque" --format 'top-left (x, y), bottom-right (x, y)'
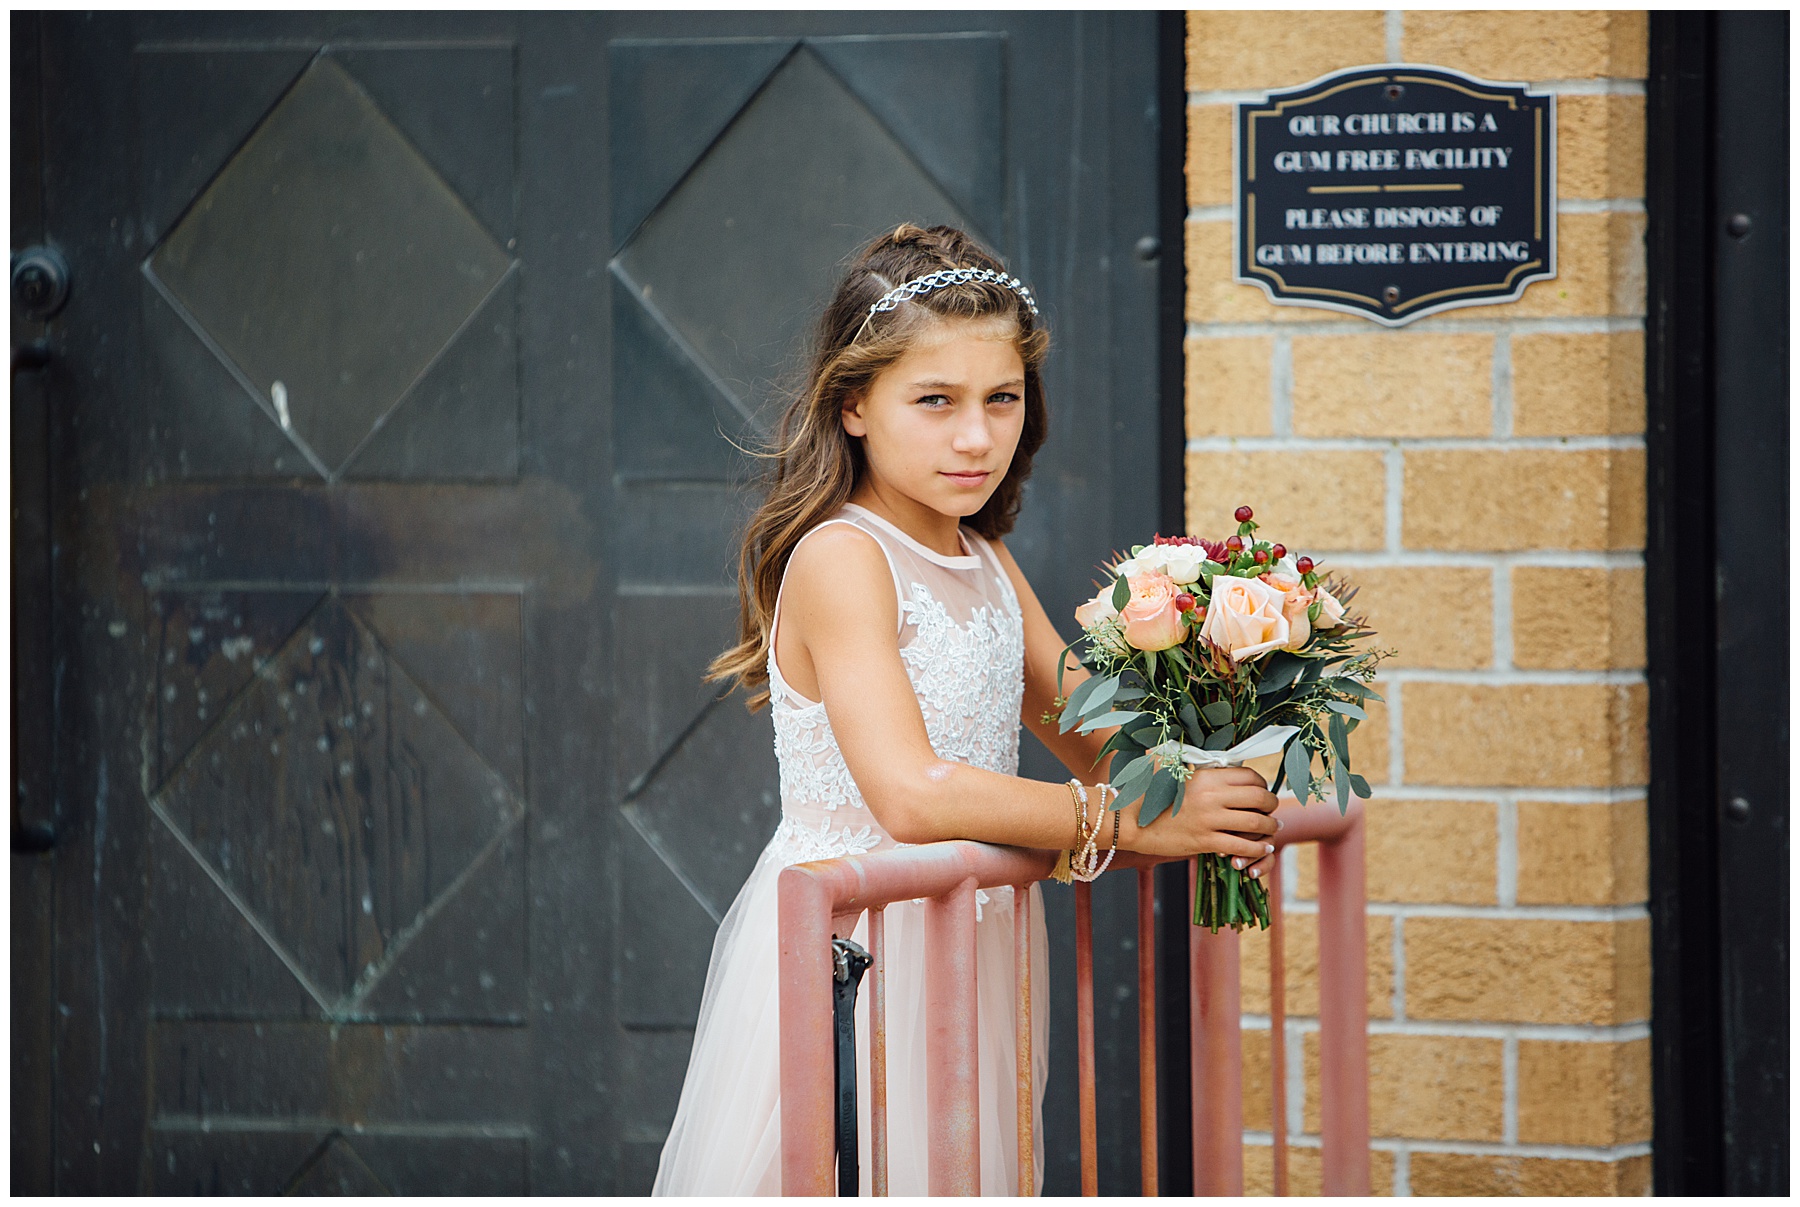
top-left (1236, 65), bottom-right (1556, 325)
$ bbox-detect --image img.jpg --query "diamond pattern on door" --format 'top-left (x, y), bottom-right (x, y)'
top-left (612, 44), bottom-right (972, 424)
top-left (150, 597), bottom-right (525, 1013)
top-left (144, 55), bottom-right (514, 478)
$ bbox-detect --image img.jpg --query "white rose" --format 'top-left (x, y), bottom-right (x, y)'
top-left (1162, 546), bottom-right (1205, 585)
top-left (1112, 555), bottom-right (1149, 578)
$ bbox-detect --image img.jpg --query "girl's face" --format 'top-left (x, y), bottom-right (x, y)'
top-left (842, 316), bottom-right (1027, 519)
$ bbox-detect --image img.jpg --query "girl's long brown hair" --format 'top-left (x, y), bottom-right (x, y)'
top-left (708, 223), bottom-right (1051, 710)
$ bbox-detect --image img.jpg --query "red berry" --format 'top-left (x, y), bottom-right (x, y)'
top-left (1295, 556), bottom-right (1314, 574)
top-left (1175, 592), bottom-right (1195, 612)
top-left (1196, 605), bottom-right (1208, 620)
top-left (1253, 549), bottom-right (1269, 564)
top-left (1225, 535), bottom-right (1244, 553)
top-left (1272, 544), bottom-right (1287, 559)
top-left (1234, 505), bottom-right (1254, 523)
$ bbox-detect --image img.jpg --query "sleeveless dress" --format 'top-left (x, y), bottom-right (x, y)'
top-left (653, 503), bottom-right (1051, 1196)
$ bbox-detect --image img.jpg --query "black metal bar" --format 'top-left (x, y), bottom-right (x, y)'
top-left (1645, 13), bottom-right (1723, 1194)
top-left (1708, 12), bottom-right (1789, 1194)
top-left (832, 937), bottom-right (872, 1197)
top-left (1152, 11), bottom-right (1195, 1196)
top-left (1647, 10), bottom-right (1791, 1194)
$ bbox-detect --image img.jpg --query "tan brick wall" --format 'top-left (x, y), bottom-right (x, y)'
top-left (1185, 10), bottom-right (1650, 1194)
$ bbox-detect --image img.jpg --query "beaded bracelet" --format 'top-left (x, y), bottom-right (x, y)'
top-left (1070, 782), bottom-right (1119, 883)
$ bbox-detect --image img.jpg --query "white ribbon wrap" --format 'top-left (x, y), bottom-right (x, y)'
top-left (1149, 724), bottom-right (1299, 770)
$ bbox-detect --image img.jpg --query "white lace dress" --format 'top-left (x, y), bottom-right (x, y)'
top-left (653, 503), bottom-right (1050, 1196)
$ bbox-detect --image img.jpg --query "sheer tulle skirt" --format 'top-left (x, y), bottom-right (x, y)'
top-left (652, 837), bottom-right (1050, 1196)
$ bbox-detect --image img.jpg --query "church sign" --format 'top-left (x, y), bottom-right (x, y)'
top-left (1236, 65), bottom-right (1555, 325)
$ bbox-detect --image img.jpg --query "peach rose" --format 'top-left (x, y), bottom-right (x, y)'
top-left (1200, 575), bottom-right (1290, 661)
top-left (1261, 572), bottom-right (1314, 650)
top-left (1119, 572), bottom-right (1187, 651)
top-left (1280, 588), bottom-right (1313, 650)
top-left (1074, 585), bottom-right (1119, 630)
top-left (1313, 585), bottom-right (1348, 630)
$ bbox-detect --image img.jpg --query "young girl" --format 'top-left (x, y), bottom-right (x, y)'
top-left (652, 224), bottom-right (1279, 1195)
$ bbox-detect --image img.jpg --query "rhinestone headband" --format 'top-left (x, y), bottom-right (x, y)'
top-left (867, 266), bottom-right (1040, 319)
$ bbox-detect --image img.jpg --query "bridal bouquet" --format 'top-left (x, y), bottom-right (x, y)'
top-left (1051, 506), bottom-right (1386, 931)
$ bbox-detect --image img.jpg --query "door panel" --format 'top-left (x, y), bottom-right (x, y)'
top-left (22, 11), bottom-right (1167, 1193)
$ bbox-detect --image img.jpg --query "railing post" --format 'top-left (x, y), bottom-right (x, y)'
top-left (1014, 883), bottom-right (1035, 1197)
top-left (1137, 867), bottom-right (1160, 1197)
top-left (871, 907), bottom-right (890, 1196)
top-left (924, 875), bottom-right (981, 1195)
top-left (1189, 859), bottom-right (1244, 1194)
top-left (778, 867), bottom-right (840, 1195)
top-left (1316, 813), bottom-right (1371, 1196)
top-left (1075, 880), bottom-right (1099, 1195)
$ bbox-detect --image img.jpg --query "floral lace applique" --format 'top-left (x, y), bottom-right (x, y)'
top-left (765, 537), bottom-right (1025, 869)
top-left (897, 581), bottom-right (1024, 776)
top-left (769, 689), bottom-right (864, 813)
top-left (768, 814), bottom-right (881, 865)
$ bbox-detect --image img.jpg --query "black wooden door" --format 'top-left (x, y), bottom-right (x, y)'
top-left (13, 11), bottom-right (1171, 1194)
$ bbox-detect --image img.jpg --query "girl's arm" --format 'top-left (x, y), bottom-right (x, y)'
top-left (783, 525), bottom-right (1277, 859)
top-left (986, 536), bottom-right (1119, 782)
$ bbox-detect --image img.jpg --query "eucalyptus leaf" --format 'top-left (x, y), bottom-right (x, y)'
top-left (1328, 712), bottom-right (1351, 768)
top-left (1258, 654), bottom-right (1304, 695)
top-left (1062, 672), bottom-right (1106, 714)
top-left (1202, 722), bottom-right (1238, 750)
top-left (1200, 699), bottom-right (1234, 727)
top-left (1111, 575), bottom-right (1131, 612)
top-left (1058, 675), bottom-right (1108, 733)
top-left (1112, 760), bottom-right (1158, 810)
top-left (1055, 642), bottom-right (1079, 698)
top-left (1332, 753), bottom-right (1351, 814)
top-left (1140, 768), bottom-right (1180, 824)
top-left (1179, 699), bottom-right (1205, 745)
top-left (1097, 727), bottom-right (1143, 762)
top-left (1350, 773), bottom-right (1372, 799)
top-left (1284, 738), bottom-right (1313, 805)
top-left (1326, 700), bottom-right (1367, 720)
top-left (1112, 688), bottom-right (1146, 704)
top-left (1076, 709), bottom-right (1143, 735)
top-left (1110, 752), bottom-right (1154, 789)
top-left (1123, 714), bottom-right (1163, 741)
top-left (1077, 674), bottom-right (1123, 718)
top-left (1301, 656), bottom-right (1348, 686)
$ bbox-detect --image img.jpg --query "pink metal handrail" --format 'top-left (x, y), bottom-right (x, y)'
top-left (777, 798), bottom-right (1369, 1196)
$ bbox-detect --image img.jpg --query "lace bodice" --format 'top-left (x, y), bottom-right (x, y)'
top-left (766, 504), bottom-right (1025, 865)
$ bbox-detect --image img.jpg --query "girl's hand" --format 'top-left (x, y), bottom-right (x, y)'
top-left (1119, 767), bottom-right (1280, 869)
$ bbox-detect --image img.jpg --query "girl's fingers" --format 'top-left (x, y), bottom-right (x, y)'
top-left (1217, 833), bottom-right (1275, 860)
top-left (1219, 808), bottom-right (1279, 835)
top-left (1238, 849), bottom-right (1277, 880)
top-left (1213, 786), bottom-right (1280, 814)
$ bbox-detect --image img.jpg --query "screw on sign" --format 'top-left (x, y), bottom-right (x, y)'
top-left (1235, 64), bottom-right (1556, 325)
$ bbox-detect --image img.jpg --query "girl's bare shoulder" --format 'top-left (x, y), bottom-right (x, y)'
top-left (782, 520), bottom-right (897, 636)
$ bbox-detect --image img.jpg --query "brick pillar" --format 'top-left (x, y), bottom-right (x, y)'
top-left (1186, 10), bottom-right (1653, 1196)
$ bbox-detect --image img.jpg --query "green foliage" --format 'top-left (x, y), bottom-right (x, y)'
top-left (1051, 538), bottom-right (1392, 931)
